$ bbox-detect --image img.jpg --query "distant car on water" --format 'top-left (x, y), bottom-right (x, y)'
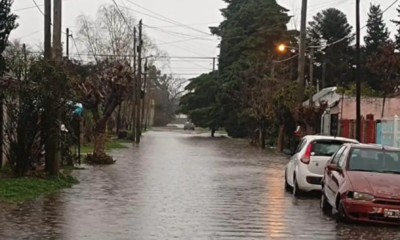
top-left (183, 122), bottom-right (195, 131)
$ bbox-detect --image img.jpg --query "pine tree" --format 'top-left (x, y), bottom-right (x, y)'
top-left (365, 4), bottom-right (390, 91)
top-left (391, 4), bottom-right (400, 48)
top-left (307, 8), bottom-right (353, 87)
top-left (210, 0), bottom-right (292, 137)
top-left (364, 4), bottom-right (390, 54)
top-left (0, 0), bottom-right (18, 73)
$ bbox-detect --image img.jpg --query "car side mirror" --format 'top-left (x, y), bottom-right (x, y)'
top-left (283, 149), bottom-right (293, 156)
top-left (326, 164), bottom-right (342, 173)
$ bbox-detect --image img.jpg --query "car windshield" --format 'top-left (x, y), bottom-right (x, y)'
top-left (311, 140), bottom-right (349, 157)
top-left (347, 148), bottom-right (400, 173)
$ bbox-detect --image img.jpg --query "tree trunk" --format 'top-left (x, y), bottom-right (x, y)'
top-left (260, 123), bottom-right (266, 149)
top-left (277, 124), bottom-right (285, 152)
top-left (381, 94), bottom-right (386, 118)
top-left (93, 130), bottom-right (107, 157)
top-left (211, 128), bottom-right (216, 137)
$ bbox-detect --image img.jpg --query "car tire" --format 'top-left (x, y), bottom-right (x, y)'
top-left (284, 170), bottom-right (291, 191)
top-left (336, 199), bottom-right (348, 223)
top-left (293, 174), bottom-right (302, 197)
top-left (320, 187), bottom-right (332, 213)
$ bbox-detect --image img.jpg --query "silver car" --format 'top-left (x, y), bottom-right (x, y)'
top-left (183, 122), bottom-right (195, 131)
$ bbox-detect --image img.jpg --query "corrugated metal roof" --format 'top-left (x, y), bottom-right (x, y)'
top-left (303, 86), bottom-right (338, 106)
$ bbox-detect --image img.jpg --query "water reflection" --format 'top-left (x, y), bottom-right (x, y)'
top-left (1, 131), bottom-right (400, 239)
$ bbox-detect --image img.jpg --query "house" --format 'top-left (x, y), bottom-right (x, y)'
top-left (304, 87), bottom-right (400, 136)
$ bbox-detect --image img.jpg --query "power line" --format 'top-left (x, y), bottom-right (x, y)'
top-left (111, 0), bottom-right (212, 69)
top-left (71, 36), bottom-right (82, 61)
top-left (124, 0), bottom-right (211, 36)
top-left (32, 0), bottom-right (44, 15)
top-left (151, 22), bottom-right (219, 28)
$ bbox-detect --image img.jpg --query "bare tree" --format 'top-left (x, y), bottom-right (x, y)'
top-left (68, 59), bottom-right (134, 163)
top-left (75, 4), bottom-right (166, 61)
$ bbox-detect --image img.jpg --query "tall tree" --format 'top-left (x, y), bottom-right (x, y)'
top-left (0, 0), bottom-right (18, 73)
top-left (367, 41), bottom-right (400, 117)
top-left (391, 4), bottom-right (400, 48)
top-left (178, 71), bottom-right (222, 137)
top-left (210, 0), bottom-right (291, 138)
top-left (364, 4), bottom-right (390, 53)
top-left (307, 8), bottom-right (353, 88)
top-left (364, 4), bottom-right (390, 91)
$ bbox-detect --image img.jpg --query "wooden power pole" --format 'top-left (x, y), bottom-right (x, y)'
top-left (308, 48), bottom-right (314, 105)
top-left (131, 27), bottom-right (137, 140)
top-left (140, 58), bottom-right (148, 134)
top-left (296, 0), bottom-right (308, 104)
top-left (44, 0), bottom-right (51, 59)
top-left (43, 0), bottom-right (52, 172)
top-left (355, 0), bottom-right (361, 141)
top-left (49, 0), bottom-right (62, 175)
top-left (135, 20), bottom-right (143, 143)
top-left (66, 28), bottom-right (71, 59)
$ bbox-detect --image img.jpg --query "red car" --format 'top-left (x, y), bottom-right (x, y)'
top-left (321, 143), bottom-right (400, 224)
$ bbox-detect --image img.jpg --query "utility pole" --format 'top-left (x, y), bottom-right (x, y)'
top-left (43, 0), bottom-right (52, 172)
top-left (212, 57), bottom-right (216, 71)
top-left (322, 59), bottom-right (326, 89)
top-left (296, 0), bottom-right (308, 104)
top-left (22, 44), bottom-right (27, 80)
top-left (135, 20), bottom-right (143, 143)
top-left (44, 0), bottom-right (51, 59)
top-left (308, 48), bottom-right (314, 105)
top-left (131, 27), bottom-right (137, 138)
top-left (53, 0), bottom-right (62, 61)
top-left (66, 28), bottom-right (71, 59)
top-left (355, 0), bottom-right (361, 142)
top-left (141, 58), bottom-right (148, 133)
top-left (49, 0), bottom-right (62, 175)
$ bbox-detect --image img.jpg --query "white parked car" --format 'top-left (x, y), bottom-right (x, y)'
top-left (283, 135), bottom-right (359, 196)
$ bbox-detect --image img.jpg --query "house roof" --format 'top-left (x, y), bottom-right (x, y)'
top-left (302, 86), bottom-right (339, 106)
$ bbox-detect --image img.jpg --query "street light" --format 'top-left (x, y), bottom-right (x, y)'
top-left (278, 44), bottom-right (286, 52)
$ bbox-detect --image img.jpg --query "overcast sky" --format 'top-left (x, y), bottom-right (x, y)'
top-left (10, 0), bottom-right (399, 78)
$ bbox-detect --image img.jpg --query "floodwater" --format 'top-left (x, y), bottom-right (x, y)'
top-left (1, 129), bottom-right (400, 239)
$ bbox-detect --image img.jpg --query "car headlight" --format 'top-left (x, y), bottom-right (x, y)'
top-left (347, 191), bottom-right (374, 201)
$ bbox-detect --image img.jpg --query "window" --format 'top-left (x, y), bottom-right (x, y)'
top-left (295, 139), bottom-right (307, 153)
top-left (337, 148), bottom-right (348, 168)
top-left (331, 146), bottom-right (346, 165)
top-left (311, 140), bottom-right (350, 157)
top-left (348, 148), bottom-right (400, 173)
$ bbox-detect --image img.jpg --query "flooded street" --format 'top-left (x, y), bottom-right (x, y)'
top-left (1, 130), bottom-right (400, 239)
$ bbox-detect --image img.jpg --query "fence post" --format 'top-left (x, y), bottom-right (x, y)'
top-left (394, 115), bottom-right (399, 147)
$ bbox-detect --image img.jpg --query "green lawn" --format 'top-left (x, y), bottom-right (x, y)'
top-left (0, 174), bottom-right (78, 203)
top-left (76, 138), bottom-right (131, 154)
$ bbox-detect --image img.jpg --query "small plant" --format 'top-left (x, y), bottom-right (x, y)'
top-left (84, 153), bottom-right (116, 165)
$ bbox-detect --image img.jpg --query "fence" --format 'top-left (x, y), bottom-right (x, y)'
top-left (376, 115), bottom-right (400, 147)
top-left (340, 119), bottom-right (376, 144)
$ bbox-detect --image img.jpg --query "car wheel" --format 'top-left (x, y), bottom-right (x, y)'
top-left (284, 170), bottom-right (291, 191)
top-left (336, 199), bottom-right (348, 223)
top-left (320, 187), bottom-right (332, 213)
top-left (293, 174), bottom-right (302, 197)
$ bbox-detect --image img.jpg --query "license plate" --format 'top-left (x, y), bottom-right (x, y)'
top-left (384, 209), bottom-right (400, 218)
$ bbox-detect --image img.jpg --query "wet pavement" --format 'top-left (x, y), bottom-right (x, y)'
top-left (1, 130), bottom-right (400, 239)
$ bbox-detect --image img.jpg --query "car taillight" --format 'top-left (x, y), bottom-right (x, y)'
top-left (300, 143), bottom-right (312, 164)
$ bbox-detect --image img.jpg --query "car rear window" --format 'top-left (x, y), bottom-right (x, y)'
top-left (311, 140), bottom-right (348, 157)
top-left (348, 148), bottom-right (400, 173)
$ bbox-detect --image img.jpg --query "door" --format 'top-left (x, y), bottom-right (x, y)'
top-left (330, 114), bottom-right (339, 136)
top-left (325, 146), bottom-right (346, 201)
top-left (327, 147), bottom-right (348, 206)
top-left (308, 140), bottom-right (348, 175)
top-left (287, 138), bottom-right (307, 186)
